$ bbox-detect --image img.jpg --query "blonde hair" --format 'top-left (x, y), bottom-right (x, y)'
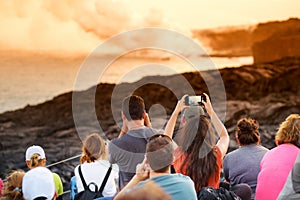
top-left (80, 133), bottom-right (107, 164)
top-left (29, 153), bottom-right (45, 168)
top-left (275, 114), bottom-right (300, 146)
top-left (1, 170), bottom-right (25, 200)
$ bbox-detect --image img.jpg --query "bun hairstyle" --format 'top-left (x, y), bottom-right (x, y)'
top-left (235, 118), bottom-right (260, 146)
top-left (80, 133), bottom-right (107, 164)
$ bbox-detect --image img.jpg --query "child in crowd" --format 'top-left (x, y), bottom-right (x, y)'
top-left (25, 145), bottom-right (63, 199)
top-left (22, 167), bottom-right (57, 200)
top-left (0, 170), bottom-right (24, 200)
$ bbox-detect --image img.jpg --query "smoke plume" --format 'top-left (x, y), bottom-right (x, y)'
top-left (0, 0), bottom-right (191, 55)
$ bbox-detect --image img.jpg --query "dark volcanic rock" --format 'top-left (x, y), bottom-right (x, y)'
top-left (0, 57), bottom-right (299, 194)
top-left (192, 18), bottom-right (300, 61)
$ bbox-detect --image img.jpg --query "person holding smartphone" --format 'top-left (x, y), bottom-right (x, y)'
top-left (108, 95), bottom-right (159, 190)
top-left (165, 93), bottom-right (229, 191)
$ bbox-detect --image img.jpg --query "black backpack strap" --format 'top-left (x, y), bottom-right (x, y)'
top-left (78, 165), bottom-right (88, 190)
top-left (98, 164), bottom-right (112, 193)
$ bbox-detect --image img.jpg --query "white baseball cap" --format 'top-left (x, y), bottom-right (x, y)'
top-left (25, 145), bottom-right (46, 161)
top-left (22, 167), bottom-right (55, 200)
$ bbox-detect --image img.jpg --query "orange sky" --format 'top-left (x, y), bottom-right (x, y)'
top-left (0, 0), bottom-right (299, 53)
top-left (130, 0), bottom-right (300, 29)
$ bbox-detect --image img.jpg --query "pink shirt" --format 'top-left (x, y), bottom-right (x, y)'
top-left (255, 144), bottom-right (299, 200)
top-left (0, 178), bottom-right (3, 196)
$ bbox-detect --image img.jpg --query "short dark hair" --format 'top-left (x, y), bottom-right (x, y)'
top-left (146, 136), bottom-right (174, 172)
top-left (235, 118), bottom-right (260, 145)
top-left (122, 95), bottom-right (145, 121)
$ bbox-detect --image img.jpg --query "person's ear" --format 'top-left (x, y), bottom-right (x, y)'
top-left (256, 135), bottom-right (261, 145)
top-left (25, 160), bottom-right (31, 169)
top-left (236, 136), bottom-right (241, 146)
top-left (142, 111), bottom-right (147, 119)
top-left (42, 159), bottom-right (47, 166)
top-left (182, 116), bottom-right (186, 124)
top-left (122, 111), bottom-right (126, 121)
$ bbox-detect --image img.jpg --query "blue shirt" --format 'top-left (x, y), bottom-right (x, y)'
top-left (138, 174), bottom-right (197, 200)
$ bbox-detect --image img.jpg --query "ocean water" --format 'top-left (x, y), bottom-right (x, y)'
top-left (0, 53), bottom-right (252, 114)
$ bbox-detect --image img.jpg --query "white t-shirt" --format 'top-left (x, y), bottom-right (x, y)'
top-left (74, 160), bottom-right (119, 197)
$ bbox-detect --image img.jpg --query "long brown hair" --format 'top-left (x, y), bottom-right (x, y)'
top-left (1, 170), bottom-right (25, 200)
top-left (80, 133), bottom-right (107, 164)
top-left (178, 115), bottom-right (217, 191)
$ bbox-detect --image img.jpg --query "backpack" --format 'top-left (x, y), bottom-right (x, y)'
top-left (74, 164), bottom-right (112, 200)
top-left (197, 186), bottom-right (241, 200)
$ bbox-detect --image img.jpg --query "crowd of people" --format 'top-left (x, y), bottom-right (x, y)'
top-left (0, 94), bottom-right (299, 200)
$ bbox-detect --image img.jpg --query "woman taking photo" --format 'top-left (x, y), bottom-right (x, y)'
top-left (165, 93), bottom-right (229, 191)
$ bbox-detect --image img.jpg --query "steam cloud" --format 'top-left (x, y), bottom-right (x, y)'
top-left (0, 0), bottom-right (191, 55)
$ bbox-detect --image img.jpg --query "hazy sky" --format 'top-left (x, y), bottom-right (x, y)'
top-left (130, 0), bottom-right (300, 29)
top-left (0, 0), bottom-right (299, 53)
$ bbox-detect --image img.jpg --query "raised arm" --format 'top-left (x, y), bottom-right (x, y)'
top-left (114, 157), bottom-right (150, 200)
top-left (164, 95), bottom-right (187, 139)
top-left (202, 93), bottom-right (229, 158)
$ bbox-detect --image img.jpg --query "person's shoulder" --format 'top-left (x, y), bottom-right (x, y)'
top-left (223, 149), bottom-right (236, 162)
top-left (270, 144), bottom-right (299, 154)
top-left (170, 174), bottom-right (195, 189)
top-left (110, 136), bottom-right (122, 144)
top-left (109, 135), bottom-right (129, 147)
top-left (74, 164), bottom-right (81, 174)
top-left (170, 173), bottom-right (194, 182)
top-left (52, 172), bottom-right (63, 186)
top-left (144, 127), bottom-right (162, 135)
top-left (97, 159), bottom-right (117, 169)
top-left (97, 160), bottom-right (119, 176)
top-left (52, 172), bottom-right (62, 179)
top-left (225, 148), bottom-right (239, 157)
top-left (257, 145), bottom-right (269, 152)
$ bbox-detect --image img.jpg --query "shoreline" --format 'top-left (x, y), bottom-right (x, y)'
top-left (0, 55), bottom-right (253, 114)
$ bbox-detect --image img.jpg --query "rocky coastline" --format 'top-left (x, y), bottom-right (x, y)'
top-left (0, 57), bottom-right (299, 193)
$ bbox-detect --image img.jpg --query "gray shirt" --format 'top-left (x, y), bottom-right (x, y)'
top-left (108, 127), bottom-right (159, 188)
top-left (223, 144), bottom-right (268, 199)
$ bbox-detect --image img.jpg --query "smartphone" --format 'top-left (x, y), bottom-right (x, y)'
top-left (185, 95), bottom-right (206, 106)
